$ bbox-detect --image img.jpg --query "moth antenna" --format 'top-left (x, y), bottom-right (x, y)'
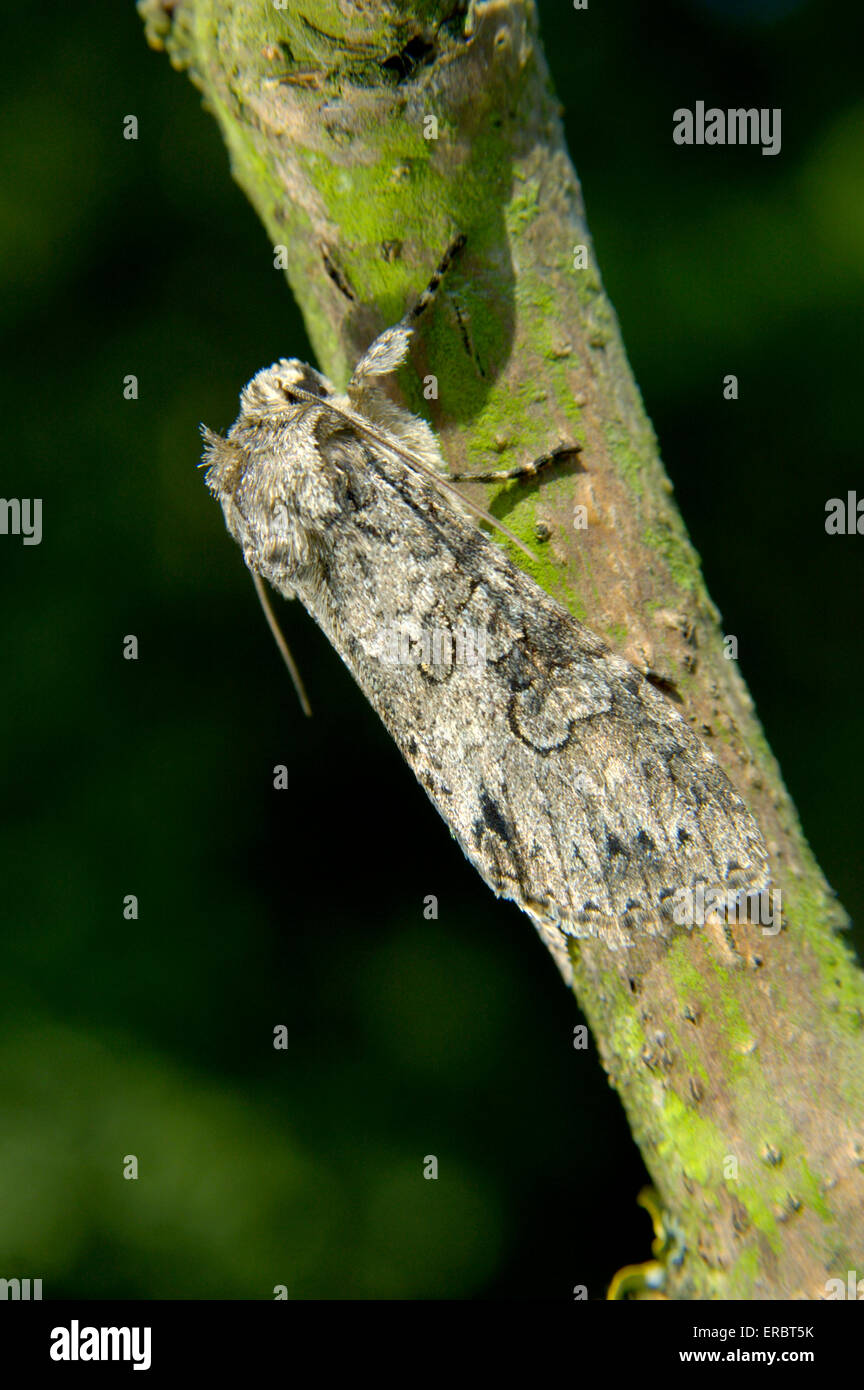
top-left (251, 570), bottom-right (312, 718)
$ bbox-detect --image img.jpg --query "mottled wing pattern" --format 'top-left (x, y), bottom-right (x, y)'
top-left (204, 346), bottom-right (770, 985)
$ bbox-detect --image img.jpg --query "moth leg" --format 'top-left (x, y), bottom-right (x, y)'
top-left (406, 232), bottom-right (467, 326)
top-left (347, 234), bottom-right (467, 395)
top-left (448, 443), bottom-right (582, 483)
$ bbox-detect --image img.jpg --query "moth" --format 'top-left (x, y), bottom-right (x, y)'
top-left (203, 245), bottom-right (770, 983)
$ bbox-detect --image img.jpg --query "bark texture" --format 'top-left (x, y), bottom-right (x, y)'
top-left (140, 0), bottom-right (864, 1298)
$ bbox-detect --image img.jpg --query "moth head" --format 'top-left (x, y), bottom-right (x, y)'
top-left (238, 358), bottom-right (333, 416)
top-left (203, 357), bottom-right (349, 591)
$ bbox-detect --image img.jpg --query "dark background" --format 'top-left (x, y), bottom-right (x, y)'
top-left (1, 0), bottom-right (861, 1299)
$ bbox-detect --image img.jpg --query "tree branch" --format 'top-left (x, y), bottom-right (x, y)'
top-left (140, 0), bottom-right (864, 1298)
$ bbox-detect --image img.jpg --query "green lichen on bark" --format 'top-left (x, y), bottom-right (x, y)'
top-left (140, 0), bottom-right (864, 1299)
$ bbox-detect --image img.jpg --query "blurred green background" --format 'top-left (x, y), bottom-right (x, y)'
top-left (1, 0), bottom-right (861, 1299)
